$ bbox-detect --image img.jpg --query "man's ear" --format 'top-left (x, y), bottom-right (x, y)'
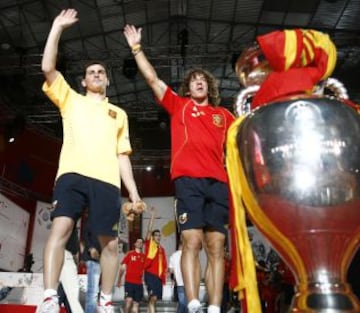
top-left (107, 80), bottom-right (110, 87)
top-left (81, 79), bottom-right (86, 88)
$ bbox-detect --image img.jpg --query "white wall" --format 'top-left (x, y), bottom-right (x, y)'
top-left (0, 193), bottom-right (29, 271)
top-left (30, 201), bottom-right (53, 272)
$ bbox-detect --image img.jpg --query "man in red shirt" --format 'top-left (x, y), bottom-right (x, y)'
top-left (144, 208), bottom-right (168, 313)
top-left (117, 238), bottom-right (145, 313)
top-left (124, 25), bottom-right (235, 313)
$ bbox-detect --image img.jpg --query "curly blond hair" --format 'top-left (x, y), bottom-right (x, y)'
top-left (177, 68), bottom-right (220, 106)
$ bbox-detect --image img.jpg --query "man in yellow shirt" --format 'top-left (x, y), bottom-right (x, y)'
top-left (36, 8), bottom-right (142, 313)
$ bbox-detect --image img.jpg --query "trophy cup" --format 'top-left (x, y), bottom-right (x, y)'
top-left (227, 38), bottom-right (360, 312)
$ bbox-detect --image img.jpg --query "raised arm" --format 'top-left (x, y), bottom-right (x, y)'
top-left (123, 24), bottom-right (168, 101)
top-left (145, 207), bottom-right (156, 241)
top-left (41, 9), bottom-right (78, 85)
top-left (118, 154), bottom-right (141, 203)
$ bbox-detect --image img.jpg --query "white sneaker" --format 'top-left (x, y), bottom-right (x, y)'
top-left (36, 297), bottom-right (60, 313)
top-left (188, 304), bottom-right (203, 313)
top-left (97, 301), bottom-right (115, 313)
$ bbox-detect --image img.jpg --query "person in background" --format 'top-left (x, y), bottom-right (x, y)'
top-left (123, 24), bottom-right (235, 313)
top-left (169, 241), bottom-right (188, 313)
top-left (143, 208), bottom-right (168, 313)
top-left (83, 223), bottom-right (101, 313)
top-left (117, 238), bottom-right (145, 313)
top-left (37, 8), bottom-right (142, 313)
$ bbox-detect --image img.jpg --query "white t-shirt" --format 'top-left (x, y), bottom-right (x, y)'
top-left (169, 249), bottom-right (184, 286)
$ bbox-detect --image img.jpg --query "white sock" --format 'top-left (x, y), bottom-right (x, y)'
top-left (188, 299), bottom-right (202, 311)
top-left (208, 305), bottom-right (220, 313)
top-left (99, 291), bottom-right (112, 305)
top-left (43, 289), bottom-right (58, 302)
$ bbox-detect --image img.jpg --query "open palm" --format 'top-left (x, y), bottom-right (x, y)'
top-left (53, 9), bottom-right (79, 30)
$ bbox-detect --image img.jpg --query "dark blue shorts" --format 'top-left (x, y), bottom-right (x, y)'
top-left (174, 177), bottom-right (229, 235)
top-left (51, 173), bottom-right (121, 237)
top-left (144, 272), bottom-right (162, 299)
top-left (124, 282), bottom-right (143, 302)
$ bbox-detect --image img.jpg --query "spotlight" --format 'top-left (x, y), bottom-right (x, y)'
top-left (4, 114), bottom-right (26, 143)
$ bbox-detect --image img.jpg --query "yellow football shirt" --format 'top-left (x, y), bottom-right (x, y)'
top-left (42, 73), bottom-right (131, 188)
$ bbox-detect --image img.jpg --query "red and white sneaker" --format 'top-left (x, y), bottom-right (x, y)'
top-left (36, 296), bottom-right (60, 313)
top-left (97, 301), bottom-right (115, 313)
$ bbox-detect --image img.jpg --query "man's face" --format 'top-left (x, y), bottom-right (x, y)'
top-left (134, 238), bottom-right (143, 250)
top-left (82, 64), bottom-right (109, 93)
top-left (188, 73), bottom-right (209, 101)
top-left (153, 232), bottom-right (161, 244)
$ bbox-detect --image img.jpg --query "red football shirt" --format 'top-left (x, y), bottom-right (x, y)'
top-left (121, 250), bottom-right (145, 284)
top-left (158, 87), bottom-right (235, 182)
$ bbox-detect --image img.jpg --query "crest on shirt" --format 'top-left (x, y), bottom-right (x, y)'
top-left (108, 109), bottom-right (117, 119)
top-left (178, 213), bottom-right (188, 224)
top-left (212, 114), bottom-right (224, 127)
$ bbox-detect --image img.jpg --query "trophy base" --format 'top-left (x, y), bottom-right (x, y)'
top-left (291, 283), bottom-right (360, 313)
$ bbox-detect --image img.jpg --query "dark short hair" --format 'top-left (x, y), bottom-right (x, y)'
top-left (152, 229), bottom-right (161, 237)
top-left (82, 60), bottom-right (108, 78)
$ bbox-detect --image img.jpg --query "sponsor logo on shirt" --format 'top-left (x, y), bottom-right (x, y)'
top-left (191, 105), bottom-right (205, 117)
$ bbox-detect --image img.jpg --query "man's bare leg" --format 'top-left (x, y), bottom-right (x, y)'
top-left (147, 295), bottom-right (157, 313)
top-left (131, 301), bottom-right (139, 313)
top-left (181, 229), bottom-right (203, 311)
top-left (124, 297), bottom-right (133, 313)
top-left (98, 236), bottom-right (119, 295)
top-left (204, 231), bottom-right (225, 313)
top-left (43, 216), bottom-right (75, 290)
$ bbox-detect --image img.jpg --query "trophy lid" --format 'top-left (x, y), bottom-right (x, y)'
top-left (235, 42), bottom-right (272, 88)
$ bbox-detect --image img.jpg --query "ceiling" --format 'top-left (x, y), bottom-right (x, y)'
top-left (0, 0), bottom-right (359, 166)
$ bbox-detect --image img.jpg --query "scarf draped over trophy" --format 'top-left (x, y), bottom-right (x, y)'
top-left (252, 29), bottom-right (337, 108)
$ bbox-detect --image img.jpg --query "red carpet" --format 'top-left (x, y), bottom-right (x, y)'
top-left (0, 304), bottom-right (66, 312)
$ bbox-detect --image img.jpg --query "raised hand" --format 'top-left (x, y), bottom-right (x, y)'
top-left (123, 24), bottom-right (142, 48)
top-left (53, 9), bottom-right (79, 31)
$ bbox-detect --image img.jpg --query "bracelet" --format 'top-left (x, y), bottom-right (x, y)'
top-left (131, 44), bottom-right (141, 51)
top-left (131, 44), bottom-right (142, 55)
top-left (132, 48), bottom-right (142, 56)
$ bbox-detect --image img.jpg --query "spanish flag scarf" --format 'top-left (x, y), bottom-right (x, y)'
top-left (252, 29), bottom-right (337, 108)
top-left (226, 116), bottom-right (262, 313)
top-left (146, 237), bottom-right (165, 281)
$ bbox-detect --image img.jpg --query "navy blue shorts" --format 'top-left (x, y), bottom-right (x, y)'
top-left (51, 173), bottom-right (121, 237)
top-left (144, 272), bottom-right (162, 299)
top-left (174, 177), bottom-right (229, 235)
top-left (124, 282), bottom-right (143, 302)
